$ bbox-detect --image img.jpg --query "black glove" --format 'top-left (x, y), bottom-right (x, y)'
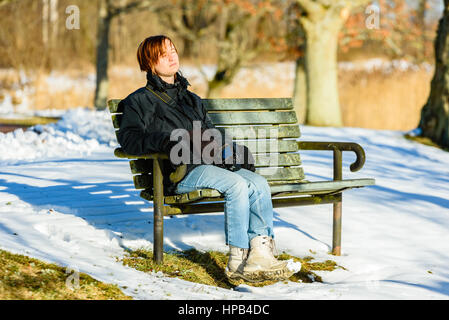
top-left (220, 143), bottom-right (255, 172)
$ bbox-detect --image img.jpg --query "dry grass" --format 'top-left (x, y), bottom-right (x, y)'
top-left (33, 68), bottom-right (96, 111)
top-left (121, 248), bottom-right (344, 289)
top-left (0, 249), bottom-right (132, 300)
top-left (339, 68), bottom-right (432, 131)
top-left (0, 63), bottom-right (433, 131)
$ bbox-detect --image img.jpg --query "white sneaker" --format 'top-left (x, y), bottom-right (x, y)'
top-left (241, 236), bottom-right (294, 282)
top-left (225, 246), bottom-right (249, 280)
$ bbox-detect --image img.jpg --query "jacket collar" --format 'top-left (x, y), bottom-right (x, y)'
top-left (146, 71), bottom-right (190, 93)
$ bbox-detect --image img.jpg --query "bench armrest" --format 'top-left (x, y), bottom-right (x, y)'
top-left (114, 148), bottom-right (168, 160)
top-left (297, 141), bottom-right (367, 180)
top-left (113, 148), bottom-right (187, 183)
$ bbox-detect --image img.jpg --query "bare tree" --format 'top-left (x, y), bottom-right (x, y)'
top-left (42, 0), bottom-right (58, 46)
top-left (42, 0), bottom-right (58, 69)
top-left (295, 0), bottom-right (370, 127)
top-left (286, 1), bottom-right (307, 123)
top-left (158, 0), bottom-right (219, 58)
top-left (416, 0), bottom-right (431, 61)
top-left (157, 0), bottom-right (283, 98)
top-left (206, 0), bottom-right (279, 98)
top-left (94, 0), bottom-right (167, 110)
top-left (418, 0), bottom-right (449, 148)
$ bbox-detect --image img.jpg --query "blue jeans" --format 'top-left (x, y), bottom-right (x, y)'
top-left (175, 165), bottom-right (275, 249)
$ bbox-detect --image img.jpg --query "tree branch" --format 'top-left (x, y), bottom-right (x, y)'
top-left (108, 0), bottom-right (169, 18)
top-left (0, 0), bottom-right (15, 7)
top-left (297, 0), bottom-right (371, 14)
top-left (296, 0), bottom-right (322, 15)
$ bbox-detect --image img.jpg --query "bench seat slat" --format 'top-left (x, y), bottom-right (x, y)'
top-left (269, 178), bottom-right (376, 194)
top-left (163, 194), bottom-right (344, 215)
top-left (156, 179), bottom-right (374, 206)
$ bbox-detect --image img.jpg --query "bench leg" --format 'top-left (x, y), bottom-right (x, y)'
top-left (153, 159), bottom-right (164, 264)
top-left (332, 193), bottom-right (342, 256)
top-left (332, 149), bottom-right (343, 256)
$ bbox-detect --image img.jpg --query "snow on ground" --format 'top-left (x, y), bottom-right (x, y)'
top-left (0, 107), bottom-right (449, 300)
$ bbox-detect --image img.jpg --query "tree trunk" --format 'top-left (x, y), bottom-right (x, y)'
top-left (293, 55), bottom-right (307, 124)
top-left (207, 64), bottom-right (240, 98)
top-left (94, 0), bottom-right (111, 110)
top-left (42, 0), bottom-right (58, 69)
top-left (418, 2), bottom-right (449, 148)
top-left (42, 0), bottom-right (49, 46)
top-left (303, 17), bottom-right (342, 126)
top-left (49, 0), bottom-right (58, 46)
top-left (417, 0), bottom-right (428, 60)
top-left (182, 38), bottom-right (195, 58)
top-left (207, 79), bottom-right (226, 99)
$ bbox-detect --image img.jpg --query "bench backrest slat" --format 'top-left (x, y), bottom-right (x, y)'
top-left (208, 111), bottom-right (297, 126)
top-left (257, 167), bottom-right (304, 181)
top-left (129, 153), bottom-right (302, 175)
top-left (202, 98), bottom-right (293, 111)
top-left (111, 111), bottom-right (298, 129)
top-left (108, 99), bottom-right (124, 114)
top-left (107, 98), bottom-right (294, 113)
top-left (238, 139), bottom-right (299, 154)
top-left (217, 125), bottom-right (300, 139)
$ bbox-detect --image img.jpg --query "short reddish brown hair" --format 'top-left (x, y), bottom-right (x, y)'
top-left (137, 35), bottom-right (177, 73)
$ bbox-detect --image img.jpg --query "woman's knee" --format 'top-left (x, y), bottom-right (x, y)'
top-left (222, 172), bottom-right (248, 196)
top-left (246, 172), bottom-right (270, 195)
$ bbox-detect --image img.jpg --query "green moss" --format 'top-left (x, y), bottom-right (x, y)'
top-left (121, 248), bottom-right (344, 289)
top-left (0, 249), bottom-right (132, 300)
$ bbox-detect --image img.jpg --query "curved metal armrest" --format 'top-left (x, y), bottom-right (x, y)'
top-left (297, 141), bottom-right (366, 173)
top-left (169, 165), bottom-right (187, 183)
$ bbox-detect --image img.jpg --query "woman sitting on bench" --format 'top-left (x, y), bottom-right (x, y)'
top-left (117, 35), bottom-right (293, 282)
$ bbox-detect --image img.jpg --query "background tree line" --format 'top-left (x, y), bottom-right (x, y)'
top-left (0, 0), bottom-right (447, 148)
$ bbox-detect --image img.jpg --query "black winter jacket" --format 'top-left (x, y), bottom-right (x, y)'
top-left (117, 72), bottom-right (217, 195)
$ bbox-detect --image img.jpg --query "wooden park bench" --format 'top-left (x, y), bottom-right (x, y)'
top-left (108, 98), bottom-right (375, 264)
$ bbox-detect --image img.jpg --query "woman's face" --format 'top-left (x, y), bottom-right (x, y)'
top-left (154, 39), bottom-right (179, 79)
